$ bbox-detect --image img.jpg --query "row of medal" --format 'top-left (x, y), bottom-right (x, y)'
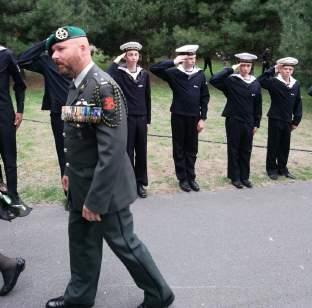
top-left (62, 105), bottom-right (102, 123)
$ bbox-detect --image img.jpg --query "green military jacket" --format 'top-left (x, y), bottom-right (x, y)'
top-left (63, 64), bottom-right (137, 214)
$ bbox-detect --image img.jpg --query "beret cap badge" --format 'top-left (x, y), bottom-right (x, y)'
top-left (55, 27), bottom-right (69, 40)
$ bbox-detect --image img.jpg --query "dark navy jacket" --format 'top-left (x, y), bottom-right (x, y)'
top-left (107, 63), bottom-right (151, 124)
top-left (258, 66), bottom-right (302, 126)
top-left (18, 40), bottom-right (70, 113)
top-left (150, 60), bottom-right (209, 119)
top-left (210, 68), bottom-right (262, 128)
top-left (0, 48), bottom-right (26, 114)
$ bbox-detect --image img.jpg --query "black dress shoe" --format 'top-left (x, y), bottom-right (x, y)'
top-left (231, 180), bottom-right (243, 189)
top-left (137, 184), bottom-right (147, 198)
top-left (241, 179), bottom-right (253, 188)
top-left (46, 296), bottom-right (93, 308)
top-left (188, 180), bottom-right (200, 191)
top-left (46, 296), bottom-right (66, 308)
top-left (137, 292), bottom-right (175, 308)
top-left (179, 180), bottom-right (191, 192)
top-left (268, 173), bottom-right (278, 180)
top-left (284, 171), bottom-right (296, 179)
top-left (10, 194), bottom-right (32, 217)
top-left (0, 257), bottom-right (25, 296)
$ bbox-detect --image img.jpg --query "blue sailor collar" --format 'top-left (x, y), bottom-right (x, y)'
top-left (275, 74), bottom-right (297, 88)
top-left (118, 64), bottom-right (143, 80)
top-left (231, 73), bottom-right (256, 84)
top-left (74, 61), bottom-right (95, 88)
top-left (177, 64), bottom-right (202, 76)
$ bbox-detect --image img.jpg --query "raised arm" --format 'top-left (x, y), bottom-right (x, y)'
top-left (209, 67), bottom-right (233, 92)
top-left (149, 60), bottom-right (175, 82)
top-left (257, 65), bottom-right (276, 90)
top-left (18, 40), bottom-right (46, 73)
top-left (106, 53), bottom-right (125, 78)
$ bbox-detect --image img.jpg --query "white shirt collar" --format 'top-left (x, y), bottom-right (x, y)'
top-left (177, 64), bottom-right (201, 75)
top-left (275, 74), bottom-right (297, 88)
top-left (231, 73), bottom-right (256, 84)
top-left (74, 61), bottom-right (95, 88)
top-left (118, 65), bottom-right (143, 80)
top-left (0, 45), bottom-right (7, 51)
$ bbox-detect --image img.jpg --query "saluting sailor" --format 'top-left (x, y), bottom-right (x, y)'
top-left (150, 45), bottom-right (209, 192)
top-left (18, 39), bottom-right (71, 178)
top-left (0, 45), bottom-right (28, 205)
top-left (45, 26), bottom-right (174, 308)
top-left (210, 53), bottom-right (262, 189)
top-left (258, 57), bottom-right (302, 180)
top-left (107, 42), bottom-right (151, 198)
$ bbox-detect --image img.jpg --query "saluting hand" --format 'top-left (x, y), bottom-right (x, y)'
top-left (232, 63), bottom-right (240, 72)
top-left (82, 205), bottom-right (102, 222)
top-left (114, 53), bottom-right (126, 64)
top-left (174, 55), bottom-right (188, 65)
top-left (275, 64), bottom-right (282, 73)
top-left (14, 112), bottom-right (23, 129)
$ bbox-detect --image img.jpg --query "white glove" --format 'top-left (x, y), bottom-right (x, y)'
top-left (174, 55), bottom-right (188, 65)
top-left (114, 53), bottom-right (126, 64)
top-left (274, 64), bottom-right (282, 73)
top-left (232, 63), bottom-right (240, 72)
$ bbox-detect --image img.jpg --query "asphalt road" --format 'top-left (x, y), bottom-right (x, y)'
top-left (1, 181), bottom-right (312, 308)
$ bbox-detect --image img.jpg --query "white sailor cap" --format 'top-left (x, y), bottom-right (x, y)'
top-left (175, 44), bottom-right (199, 55)
top-left (120, 42), bottom-right (142, 52)
top-left (276, 57), bottom-right (298, 66)
top-left (235, 52), bottom-right (258, 63)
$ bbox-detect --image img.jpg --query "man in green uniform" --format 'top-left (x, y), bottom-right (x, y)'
top-left (45, 26), bottom-right (174, 308)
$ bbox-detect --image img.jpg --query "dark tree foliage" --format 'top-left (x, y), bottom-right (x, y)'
top-left (1, 0), bottom-right (311, 82)
top-left (275, 0), bottom-right (312, 85)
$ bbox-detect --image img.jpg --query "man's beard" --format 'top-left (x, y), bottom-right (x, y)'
top-left (55, 62), bottom-right (74, 78)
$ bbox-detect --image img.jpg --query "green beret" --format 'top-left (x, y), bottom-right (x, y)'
top-left (46, 26), bottom-right (86, 52)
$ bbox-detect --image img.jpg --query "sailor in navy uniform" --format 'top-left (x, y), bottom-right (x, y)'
top-left (0, 46), bottom-right (27, 296)
top-left (150, 45), bottom-right (209, 192)
top-left (258, 57), bottom-right (302, 180)
top-left (210, 53), bottom-right (262, 189)
top-left (107, 42), bottom-right (151, 198)
top-left (0, 45), bottom-right (27, 204)
top-left (18, 40), bottom-right (71, 177)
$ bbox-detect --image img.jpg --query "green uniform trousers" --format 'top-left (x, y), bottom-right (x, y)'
top-left (64, 207), bottom-right (172, 307)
